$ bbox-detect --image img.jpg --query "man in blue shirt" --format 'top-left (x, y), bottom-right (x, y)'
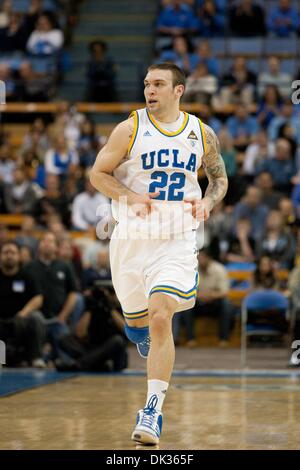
top-left (157, 0), bottom-right (199, 37)
top-left (268, 0), bottom-right (299, 37)
top-left (226, 103), bottom-right (260, 150)
top-left (256, 138), bottom-right (296, 194)
top-left (232, 186), bottom-right (269, 241)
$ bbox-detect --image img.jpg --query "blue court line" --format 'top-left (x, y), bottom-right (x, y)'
top-left (1, 368), bottom-right (300, 398)
top-left (0, 369), bottom-right (77, 397)
top-left (122, 369), bottom-right (300, 378)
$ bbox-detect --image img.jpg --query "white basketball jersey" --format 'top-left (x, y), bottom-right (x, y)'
top-left (112, 108), bottom-right (206, 236)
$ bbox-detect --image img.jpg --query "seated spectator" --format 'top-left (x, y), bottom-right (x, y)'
top-left (183, 62), bottom-right (218, 104)
top-left (218, 128), bottom-right (237, 179)
top-left (0, 142), bottom-right (16, 184)
top-left (196, 0), bottom-right (225, 37)
top-left (256, 138), bottom-right (295, 194)
top-left (0, 63), bottom-right (18, 101)
top-left (198, 104), bottom-right (222, 134)
top-left (3, 166), bottom-right (42, 214)
top-left (268, 100), bottom-right (300, 146)
top-left (20, 244), bottom-right (34, 266)
top-left (56, 284), bottom-right (127, 372)
top-left (232, 186), bottom-right (269, 241)
top-left (24, 0), bottom-right (45, 35)
top-left (288, 262), bottom-right (300, 366)
top-left (0, 241), bottom-right (45, 367)
top-left (219, 56), bottom-right (257, 106)
top-left (26, 13), bottom-right (64, 56)
top-left (267, 0), bottom-right (299, 37)
top-left (34, 173), bottom-right (70, 227)
top-left (226, 103), bottom-right (260, 151)
top-left (82, 248), bottom-right (111, 290)
top-left (256, 85), bottom-right (282, 129)
top-left (277, 122), bottom-right (297, 160)
top-left (0, 11), bottom-right (28, 53)
top-left (86, 40), bottom-right (116, 102)
top-left (58, 236), bottom-right (83, 288)
top-left (0, 0), bottom-right (12, 29)
top-left (28, 232), bottom-right (84, 361)
top-left (44, 135), bottom-right (78, 178)
top-left (196, 249), bottom-right (234, 346)
top-left (21, 117), bottom-right (50, 160)
top-left (243, 130), bottom-right (275, 176)
top-left (278, 196), bottom-right (297, 233)
top-left (194, 40), bottom-right (219, 76)
top-left (204, 201), bottom-right (233, 258)
top-left (258, 57), bottom-right (292, 99)
top-left (292, 182), bottom-right (300, 221)
top-left (77, 118), bottom-right (101, 168)
top-left (159, 35), bottom-right (198, 76)
top-left (50, 101), bottom-right (85, 150)
top-left (229, 0), bottom-right (266, 37)
top-left (256, 210), bottom-right (296, 269)
top-left (254, 171), bottom-right (282, 210)
top-left (221, 216), bottom-right (256, 264)
top-left (16, 61), bottom-right (55, 102)
top-left (156, 0), bottom-right (199, 37)
top-left (71, 173), bottom-right (110, 231)
top-left (46, 213), bottom-right (68, 240)
top-left (252, 255), bottom-right (278, 289)
top-left (15, 214), bottom-right (39, 255)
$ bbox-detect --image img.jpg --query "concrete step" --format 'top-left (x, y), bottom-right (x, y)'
top-left (76, 22), bottom-right (153, 35)
top-left (81, 1), bottom-right (157, 14)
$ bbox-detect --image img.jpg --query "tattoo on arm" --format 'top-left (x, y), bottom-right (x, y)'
top-left (202, 124), bottom-right (228, 209)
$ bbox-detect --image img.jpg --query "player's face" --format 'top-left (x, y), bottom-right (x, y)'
top-left (144, 70), bottom-right (180, 113)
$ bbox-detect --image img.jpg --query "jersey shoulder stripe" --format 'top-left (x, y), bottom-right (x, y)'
top-left (127, 110), bottom-right (139, 154)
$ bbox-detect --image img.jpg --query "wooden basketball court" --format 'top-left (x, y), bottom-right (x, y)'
top-left (1, 370), bottom-right (300, 450)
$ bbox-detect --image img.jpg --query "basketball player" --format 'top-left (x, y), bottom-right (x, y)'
top-left (90, 63), bottom-right (228, 445)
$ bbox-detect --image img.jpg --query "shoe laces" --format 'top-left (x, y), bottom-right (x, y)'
top-left (140, 335), bottom-right (151, 348)
top-left (141, 395), bottom-right (158, 427)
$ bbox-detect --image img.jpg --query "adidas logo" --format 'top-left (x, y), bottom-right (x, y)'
top-left (187, 130), bottom-right (198, 140)
top-left (143, 131), bottom-right (152, 137)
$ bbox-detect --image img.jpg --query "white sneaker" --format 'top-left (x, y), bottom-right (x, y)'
top-left (131, 395), bottom-right (163, 445)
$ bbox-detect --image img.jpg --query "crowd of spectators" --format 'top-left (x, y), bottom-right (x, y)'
top-left (157, 0), bottom-right (300, 39)
top-left (0, 0), bottom-right (82, 101)
top-left (1, 0), bottom-right (300, 366)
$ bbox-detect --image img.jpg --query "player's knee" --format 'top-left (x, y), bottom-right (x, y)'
top-left (149, 310), bottom-right (171, 337)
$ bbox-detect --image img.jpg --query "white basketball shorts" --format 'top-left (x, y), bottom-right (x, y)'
top-left (109, 223), bottom-right (199, 322)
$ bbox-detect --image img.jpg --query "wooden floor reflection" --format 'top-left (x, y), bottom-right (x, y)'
top-left (1, 375), bottom-right (300, 450)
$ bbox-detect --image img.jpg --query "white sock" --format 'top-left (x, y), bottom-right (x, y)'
top-left (146, 380), bottom-right (169, 412)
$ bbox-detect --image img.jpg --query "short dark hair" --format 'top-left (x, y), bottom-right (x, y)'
top-left (89, 40), bottom-right (107, 53)
top-left (0, 241), bottom-right (20, 253)
top-left (147, 63), bottom-right (186, 88)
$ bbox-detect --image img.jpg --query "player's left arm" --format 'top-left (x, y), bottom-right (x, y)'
top-left (201, 123), bottom-right (228, 217)
top-left (202, 124), bottom-right (228, 207)
top-left (185, 124), bottom-right (228, 221)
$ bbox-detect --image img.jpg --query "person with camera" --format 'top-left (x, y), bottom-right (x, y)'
top-left (55, 280), bottom-right (128, 372)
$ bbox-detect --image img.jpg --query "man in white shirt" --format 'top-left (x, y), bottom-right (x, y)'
top-left (72, 174), bottom-right (110, 231)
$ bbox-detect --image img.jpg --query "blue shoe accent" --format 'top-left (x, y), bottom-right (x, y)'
top-left (136, 335), bottom-right (151, 358)
top-left (131, 395), bottom-right (163, 445)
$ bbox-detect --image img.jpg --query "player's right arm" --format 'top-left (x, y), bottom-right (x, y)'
top-left (90, 117), bottom-right (135, 202)
top-left (90, 117), bottom-right (159, 214)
